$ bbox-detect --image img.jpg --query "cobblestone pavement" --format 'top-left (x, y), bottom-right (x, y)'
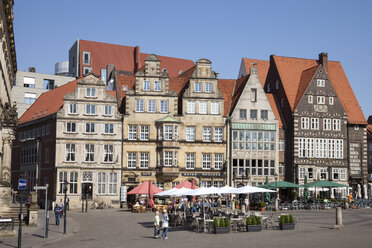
top-left (1, 208), bottom-right (372, 248)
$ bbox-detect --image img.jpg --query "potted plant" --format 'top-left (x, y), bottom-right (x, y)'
top-left (214, 217), bottom-right (230, 234)
top-left (235, 200), bottom-right (240, 209)
top-left (258, 202), bottom-right (266, 211)
top-left (279, 214), bottom-right (295, 230)
top-left (246, 216), bottom-right (262, 232)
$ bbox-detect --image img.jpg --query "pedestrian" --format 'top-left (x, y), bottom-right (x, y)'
top-left (244, 197), bottom-right (249, 211)
top-left (153, 211), bottom-right (160, 239)
top-left (54, 205), bottom-right (61, 226)
top-left (161, 210), bottom-right (169, 239)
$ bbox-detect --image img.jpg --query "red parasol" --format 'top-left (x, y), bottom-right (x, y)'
top-left (175, 180), bottom-right (200, 189)
top-left (127, 181), bottom-right (163, 195)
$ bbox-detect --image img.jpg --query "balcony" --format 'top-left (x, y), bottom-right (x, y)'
top-left (156, 166), bottom-right (179, 180)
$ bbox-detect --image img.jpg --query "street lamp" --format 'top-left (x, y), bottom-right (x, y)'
top-left (63, 179), bottom-right (69, 234)
top-left (274, 173), bottom-right (278, 211)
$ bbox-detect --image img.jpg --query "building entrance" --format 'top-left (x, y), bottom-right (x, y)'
top-left (82, 183), bottom-right (93, 199)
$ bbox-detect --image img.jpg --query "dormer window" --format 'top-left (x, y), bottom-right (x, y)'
top-left (154, 81), bottom-right (162, 91)
top-left (143, 80), bottom-right (150, 91)
top-left (194, 82), bottom-right (202, 92)
top-left (317, 79), bottom-right (325, 87)
top-left (83, 51), bottom-right (90, 65)
top-left (205, 83), bottom-right (213, 93)
top-left (86, 88), bottom-right (96, 97)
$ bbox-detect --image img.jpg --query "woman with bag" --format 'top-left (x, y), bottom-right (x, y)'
top-left (161, 210), bottom-right (169, 239)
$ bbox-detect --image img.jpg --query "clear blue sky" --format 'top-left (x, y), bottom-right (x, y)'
top-left (14, 0), bottom-right (372, 118)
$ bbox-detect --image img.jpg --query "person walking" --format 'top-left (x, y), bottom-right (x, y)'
top-left (54, 205), bottom-right (61, 226)
top-left (161, 210), bottom-right (169, 239)
top-left (153, 211), bottom-right (160, 239)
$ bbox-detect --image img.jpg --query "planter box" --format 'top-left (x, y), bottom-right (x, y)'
top-left (214, 226), bottom-right (230, 234)
top-left (246, 225), bottom-right (262, 232)
top-left (280, 223), bottom-right (295, 230)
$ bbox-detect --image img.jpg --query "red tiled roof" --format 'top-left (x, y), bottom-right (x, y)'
top-left (230, 75), bottom-right (249, 115)
top-left (272, 55), bottom-right (366, 124)
top-left (79, 40), bottom-right (194, 77)
top-left (266, 93), bottom-right (283, 128)
top-left (294, 65), bottom-right (319, 109)
top-left (116, 74), bottom-right (136, 100)
top-left (217, 79), bottom-right (236, 116)
top-left (19, 79), bottom-right (79, 124)
top-left (242, 58), bottom-right (270, 86)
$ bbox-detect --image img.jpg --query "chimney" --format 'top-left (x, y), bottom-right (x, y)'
top-left (134, 46), bottom-right (141, 73)
top-left (319, 52), bottom-right (328, 74)
top-left (250, 66), bottom-right (258, 75)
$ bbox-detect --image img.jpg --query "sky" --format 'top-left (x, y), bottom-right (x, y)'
top-left (13, 0), bottom-right (372, 118)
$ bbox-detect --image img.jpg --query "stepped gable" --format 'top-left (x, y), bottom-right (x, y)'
top-left (19, 79), bottom-right (79, 124)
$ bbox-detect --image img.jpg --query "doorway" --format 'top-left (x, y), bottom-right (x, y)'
top-left (82, 183), bottom-right (93, 199)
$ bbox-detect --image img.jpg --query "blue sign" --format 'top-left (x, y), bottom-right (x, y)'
top-left (18, 179), bottom-right (27, 190)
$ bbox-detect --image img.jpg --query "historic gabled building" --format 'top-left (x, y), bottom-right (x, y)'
top-left (239, 53), bottom-right (367, 198)
top-left (116, 56), bottom-right (227, 201)
top-left (229, 66), bottom-right (280, 187)
top-left (12, 75), bottom-right (122, 208)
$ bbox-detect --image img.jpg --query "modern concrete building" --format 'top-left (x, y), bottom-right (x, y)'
top-left (0, 0), bottom-right (17, 215)
top-left (12, 70), bottom-right (75, 116)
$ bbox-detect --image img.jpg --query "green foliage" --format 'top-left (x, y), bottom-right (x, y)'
top-left (224, 217), bottom-right (230, 227)
top-left (284, 215), bottom-right (289, 224)
top-left (251, 216), bottom-right (257, 225)
top-left (246, 217), bottom-right (252, 225)
top-left (289, 215), bottom-right (295, 224)
top-left (279, 215), bottom-right (286, 224)
top-left (219, 218), bottom-right (225, 227)
top-left (234, 200), bottom-right (239, 206)
top-left (291, 190), bottom-right (298, 201)
top-left (256, 216), bottom-right (262, 225)
top-left (213, 218), bottom-right (219, 228)
top-left (258, 202), bottom-right (266, 208)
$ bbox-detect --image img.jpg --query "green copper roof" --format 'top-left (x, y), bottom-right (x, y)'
top-left (156, 115), bottom-right (181, 123)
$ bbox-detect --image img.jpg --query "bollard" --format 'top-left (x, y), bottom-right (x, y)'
top-left (333, 207), bottom-right (344, 230)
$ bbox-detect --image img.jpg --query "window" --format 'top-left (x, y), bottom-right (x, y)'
top-left (275, 80), bottom-right (279, 90)
top-left (323, 119), bottom-right (331, 131)
top-left (43, 79), bottom-right (54, 89)
top-left (187, 101), bottom-right (195, 114)
top-left (85, 122), bottom-right (95, 133)
top-left (103, 144), bottom-right (114, 162)
top-left (202, 154), bottom-right (211, 169)
top-left (101, 69), bottom-right (107, 82)
top-left (329, 97), bottom-right (334, 105)
top-left (164, 125), bottom-right (174, 140)
top-left (240, 109), bottom-right (247, 120)
top-left (308, 95), bottom-right (313, 104)
top-left (25, 93), bottom-right (36, 104)
top-left (251, 89), bottom-right (257, 102)
top-left (104, 105), bottom-right (112, 115)
top-left (311, 118), bottom-right (319, 130)
top-left (333, 119), bottom-right (341, 131)
top-left (279, 163), bottom-right (285, 175)
top-left (128, 125), bottom-right (137, 140)
top-left (186, 153), bottom-right (195, 169)
top-left (69, 171), bottom-right (78, 194)
top-left (155, 182), bottom-right (164, 189)
top-left (205, 83), bottom-right (212, 93)
top-left (261, 110), bottom-right (268, 120)
top-left (214, 127), bottom-right (223, 142)
top-left (83, 67), bottom-right (92, 75)
top-left (164, 151), bottom-right (173, 166)
top-left (143, 80), bottom-right (150, 91)
top-left (299, 168), bottom-right (306, 180)
top-left (108, 173), bottom-right (117, 194)
top-left (58, 171), bottom-right (67, 193)
top-left (279, 139), bottom-right (285, 151)
top-left (86, 104), bottom-right (96, 115)
top-left (86, 88), bottom-right (96, 97)
top-left (46, 125), bottom-right (50, 135)
top-left (85, 144), bottom-right (94, 162)
top-left (194, 82), bottom-right (202, 92)
top-left (66, 122), bottom-right (76, 133)
top-left (69, 103), bottom-right (77, 114)
top-left (140, 153), bottom-right (149, 168)
top-left (340, 169), bottom-right (347, 180)
top-left (301, 117), bottom-right (309, 129)
top-left (214, 154), bottom-right (223, 170)
top-left (199, 101), bottom-right (207, 114)
top-left (211, 102), bottom-right (219, 115)
top-left (160, 100), bottom-right (168, 113)
top-left (317, 96), bottom-right (325, 104)
top-left (140, 125), bottom-right (149, 140)
top-left (154, 81), bottom-right (162, 91)
top-left (250, 110), bottom-right (257, 120)
top-left (98, 172), bottom-right (106, 194)
top-left (66, 144), bottom-right (76, 162)
top-left (332, 168), bottom-right (339, 180)
top-left (127, 153), bottom-right (136, 168)
top-left (148, 100), bottom-right (156, 112)
top-left (104, 124), bottom-right (114, 134)
top-left (83, 51), bottom-right (90, 65)
top-left (23, 77), bottom-right (35, 88)
top-left (203, 127), bottom-right (212, 142)
top-left (317, 79), bottom-right (325, 87)
top-left (135, 100), bottom-right (144, 112)
top-left (320, 168), bottom-right (328, 180)
top-left (186, 126), bottom-right (195, 141)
